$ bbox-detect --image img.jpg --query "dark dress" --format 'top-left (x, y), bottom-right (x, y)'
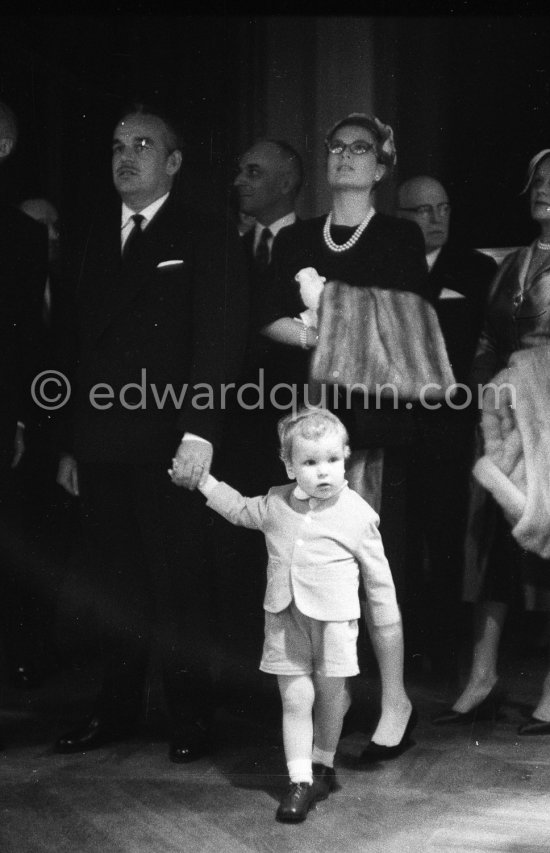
top-left (259, 213), bottom-right (435, 618)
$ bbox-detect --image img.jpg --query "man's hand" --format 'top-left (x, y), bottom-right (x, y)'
top-left (57, 453), bottom-right (79, 497)
top-left (11, 424), bottom-right (25, 468)
top-left (169, 439), bottom-right (213, 490)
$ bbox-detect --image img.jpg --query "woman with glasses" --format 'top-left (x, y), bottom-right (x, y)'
top-left (257, 113), bottom-right (454, 769)
top-left (432, 149), bottom-right (550, 733)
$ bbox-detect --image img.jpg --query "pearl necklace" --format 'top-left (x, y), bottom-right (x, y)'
top-left (323, 209), bottom-right (375, 253)
top-left (537, 239), bottom-right (550, 250)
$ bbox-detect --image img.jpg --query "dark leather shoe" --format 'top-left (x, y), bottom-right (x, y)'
top-left (276, 782), bottom-right (317, 823)
top-left (431, 684), bottom-right (504, 726)
top-left (54, 716), bottom-right (131, 754)
top-left (169, 722), bottom-right (209, 764)
top-left (518, 716), bottom-right (550, 735)
top-left (359, 707), bottom-right (418, 763)
top-left (312, 763), bottom-right (337, 800)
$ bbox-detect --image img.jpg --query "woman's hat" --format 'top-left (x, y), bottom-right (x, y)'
top-left (521, 148), bottom-right (550, 194)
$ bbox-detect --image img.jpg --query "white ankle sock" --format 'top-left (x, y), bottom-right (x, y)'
top-left (287, 758), bottom-right (313, 784)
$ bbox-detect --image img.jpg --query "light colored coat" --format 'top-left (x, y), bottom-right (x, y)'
top-left (206, 481), bottom-right (400, 625)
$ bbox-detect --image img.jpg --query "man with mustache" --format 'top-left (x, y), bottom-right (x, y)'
top-left (54, 100), bottom-right (247, 763)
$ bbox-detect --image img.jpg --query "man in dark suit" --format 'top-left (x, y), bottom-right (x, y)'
top-left (397, 175), bottom-right (497, 680)
top-left (230, 138), bottom-right (304, 484)
top-left (397, 176), bottom-right (497, 384)
top-left (54, 101), bottom-right (248, 762)
top-left (208, 141), bottom-right (303, 712)
top-left (0, 101), bottom-right (48, 717)
top-left (234, 139), bottom-right (302, 273)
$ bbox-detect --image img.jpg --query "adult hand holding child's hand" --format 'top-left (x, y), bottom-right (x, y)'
top-left (169, 439), bottom-right (213, 490)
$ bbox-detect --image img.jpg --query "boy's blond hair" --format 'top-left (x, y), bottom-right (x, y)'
top-left (278, 407), bottom-right (350, 465)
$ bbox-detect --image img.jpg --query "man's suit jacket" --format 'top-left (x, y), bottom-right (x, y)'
top-left (70, 190), bottom-right (248, 465)
top-left (428, 242), bottom-right (497, 387)
top-left (0, 204), bottom-right (48, 465)
top-left (238, 220), bottom-right (304, 391)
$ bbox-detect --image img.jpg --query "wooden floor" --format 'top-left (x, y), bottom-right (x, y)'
top-left (2, 637), bottom-right (550, 853)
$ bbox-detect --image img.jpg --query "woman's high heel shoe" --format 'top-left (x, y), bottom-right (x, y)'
top-left (431, 683), bottom-right (505, 726)
top-left (359, 707), bottom-right (418, 763)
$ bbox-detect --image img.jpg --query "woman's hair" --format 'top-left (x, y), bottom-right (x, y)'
top-left (278, 407), bottom-right (350, 465)
top-left (521, 148), bottom-right (550, 194)
top-left (325, 112), bottom-right (397, 173)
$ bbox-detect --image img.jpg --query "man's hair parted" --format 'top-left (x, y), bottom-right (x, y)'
top-left (116, 98), bottom-right (184, 153)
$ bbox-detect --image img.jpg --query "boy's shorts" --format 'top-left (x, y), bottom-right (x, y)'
top-left (260, 601), bottom-right (359, 677)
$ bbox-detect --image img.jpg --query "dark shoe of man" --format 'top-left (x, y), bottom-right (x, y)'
top-left (276, 782), bottom-right (318, 823)
top-left (169, 720), bottom-right (210, 764)
top-left (312, 762), bottom-right (337, 800)
top-left (54, 715), bottom-right (134, 754)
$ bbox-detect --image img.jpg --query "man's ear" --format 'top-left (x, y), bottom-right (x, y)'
top-left (284, 460), bottom-right (296, 481)
top-left (344, 445), bottom-right (351, 461)
top-left (166, 149), bottom-right (182, 176)
top-left (280, 171), bottom-right (294, 197)
top-left (0, 137), bottom-right (15, 160)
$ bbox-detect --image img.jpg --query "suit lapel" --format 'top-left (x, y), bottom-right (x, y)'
top-left (80, 193), bottom-right (186, 341)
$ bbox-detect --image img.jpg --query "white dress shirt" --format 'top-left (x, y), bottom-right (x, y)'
top-left (120, 192), bottom-right (170, 250)
top-left (252, 212), bottom-right (296, 262)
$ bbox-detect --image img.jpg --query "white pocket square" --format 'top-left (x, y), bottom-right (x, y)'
top-left (157, 259), bottom-right (184, 268)
top-left (439, 287), bottom-right (465, 300)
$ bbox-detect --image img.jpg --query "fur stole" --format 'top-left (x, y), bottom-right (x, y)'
top-left (310, 280), bottom-right (455, 400)
top-left (473, 345), bottom-right (550, 558)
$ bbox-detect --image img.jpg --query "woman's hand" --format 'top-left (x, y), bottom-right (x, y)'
top-left (261, 318), bottom-right (318, 349)
top-left (295, 267), bottom-right (326, 310)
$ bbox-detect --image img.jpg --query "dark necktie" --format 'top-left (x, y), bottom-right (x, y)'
top-left (255, 227), bottom-right (272, 271)
top-left (122, 213), bottom-right (145, 260)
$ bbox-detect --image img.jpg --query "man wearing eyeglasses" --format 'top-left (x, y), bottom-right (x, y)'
top-left (53, 100), bottom-right (248, 763)
top-left (397, 175), bottom-right (497, 682)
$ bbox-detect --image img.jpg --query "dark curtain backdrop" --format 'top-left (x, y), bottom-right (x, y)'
top-left (385, 15), bottom-right (550, 248)
top-left (0, 14), bottom-right (549, 249)
top-left (0, 15), bottom-right (265, 242)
